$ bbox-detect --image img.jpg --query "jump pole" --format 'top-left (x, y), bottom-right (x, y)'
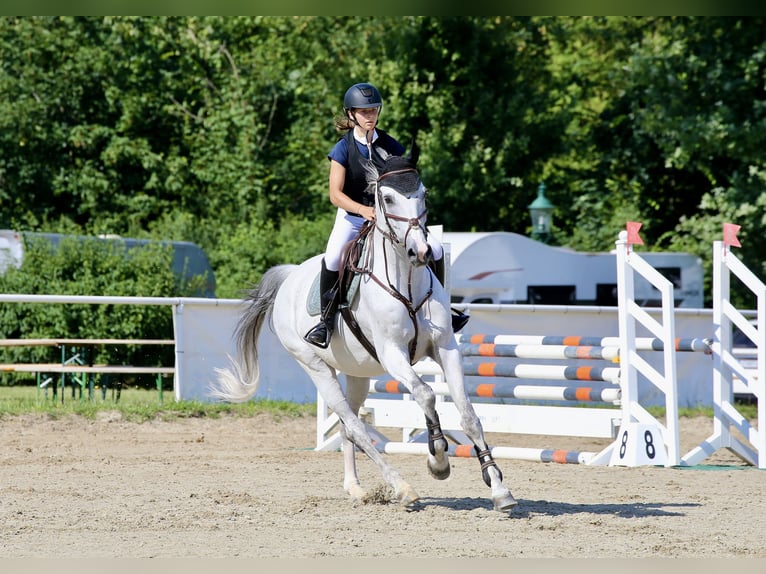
top-left (369, 379), bottom-right (622, 404)
top-left (373, 441), bottom-right (597, 465)
top-left (457, 335), bottom-right (710, 353)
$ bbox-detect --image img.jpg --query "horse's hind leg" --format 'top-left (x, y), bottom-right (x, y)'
top-left (310, 366), bottom-right (419, 506)
top-left (341, 375), bottom-right (372, 502)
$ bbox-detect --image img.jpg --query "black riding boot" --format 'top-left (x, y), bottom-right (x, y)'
top-left (304, 259), bottom-right (340, 348)
top-left (430, 257), bottom-right (470, 333)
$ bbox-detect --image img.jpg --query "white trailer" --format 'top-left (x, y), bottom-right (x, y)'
top-left (443, 231), bottom-right (704, 308)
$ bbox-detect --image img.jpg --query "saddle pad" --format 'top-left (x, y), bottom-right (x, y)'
top-left (307, 273), bottom-right (322, 316)
top-left (306, 239), bottom-right (369, 316)
top-left (306, 268), bottom-right (364, 317)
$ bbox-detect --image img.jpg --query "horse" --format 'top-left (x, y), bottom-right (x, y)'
top-left (210, 144), bottom-right (518, 513)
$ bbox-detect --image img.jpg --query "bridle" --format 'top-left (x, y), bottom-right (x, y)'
top-left (375, 168), bottom-right (429, 247)
top-left (358, 167), bottom-right (434, 362)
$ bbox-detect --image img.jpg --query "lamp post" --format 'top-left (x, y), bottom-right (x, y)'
top-left (528, 181), bottom-right (554, 244)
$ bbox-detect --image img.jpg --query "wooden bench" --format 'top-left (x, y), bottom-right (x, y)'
top-left (0, 363), bottom-right (175, 374)
top-left (0, 338), bottom-right (175, 403)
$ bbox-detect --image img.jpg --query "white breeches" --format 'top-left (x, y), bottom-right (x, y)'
top-left (324, 208), bottom-right (443, 272)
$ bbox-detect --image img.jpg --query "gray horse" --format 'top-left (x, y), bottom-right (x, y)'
top-left (210, 147), bottom-right (517, 513)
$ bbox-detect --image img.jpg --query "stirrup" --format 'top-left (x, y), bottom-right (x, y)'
top-left (304, 321), bottom-right (331, 348)
top-left (451, 309), bottom-right (469, 333)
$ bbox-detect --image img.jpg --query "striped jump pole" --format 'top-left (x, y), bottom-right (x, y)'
top-left (458, 343), bottom-right (620, 361)
top-left (457, 334), bottom-right (711, 353)
top-left (370, 379), bottom-right (621, 403)
top-left (462, 361), bottom-right (621, 383)
top-left (373, 441), bottom-right (597, 465)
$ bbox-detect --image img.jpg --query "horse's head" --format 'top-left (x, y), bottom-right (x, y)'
top-left (367, 140), bottom-right (432, 267)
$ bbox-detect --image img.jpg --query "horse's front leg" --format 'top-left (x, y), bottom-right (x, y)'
top-left (437, 345), bottom-right (518, 512)
top-left (309, 364), bottom-right (419, 507)
top-left (382, 354), bottom-right (451, 481)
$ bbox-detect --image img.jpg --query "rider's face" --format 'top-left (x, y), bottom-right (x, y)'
top-left (351, 107), bottom-right (380, 130)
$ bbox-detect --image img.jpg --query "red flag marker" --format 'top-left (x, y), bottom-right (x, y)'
top-left (626, 221), bottom-right (644, 246)
top-left (723, 223), bottom-right (741, 248)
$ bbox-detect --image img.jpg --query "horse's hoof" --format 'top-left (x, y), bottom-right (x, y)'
top-left (427, 458), bottom-right (451, 480)
top-left (493, 492), bottom-right (518, 513)
top-left (346, 484), bottom-right (367, 503)
top-left (397, 486), bottom-right (420, 507)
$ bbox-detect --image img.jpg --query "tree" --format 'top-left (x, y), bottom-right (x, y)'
top-left (541, 17), bottom-right (766, 304)
top-left (3, 17), bottom-right (766, 306)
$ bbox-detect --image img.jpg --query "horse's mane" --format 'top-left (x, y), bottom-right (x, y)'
top-left (364, 149), bottom-right (421, 194)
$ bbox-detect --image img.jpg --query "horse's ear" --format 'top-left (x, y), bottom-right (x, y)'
top-left (406, 136), bottom-right (419, 166)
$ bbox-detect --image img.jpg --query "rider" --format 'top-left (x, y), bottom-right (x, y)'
top-left (304, 82), bottom-right (469, 349)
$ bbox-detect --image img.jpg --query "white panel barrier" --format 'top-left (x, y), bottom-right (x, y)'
top-left (172, 299), bottom-right (316, 402)
top-left (681, 241), bottom-right (765, 468)
top-left (317, 232), bottom-right (711, 467)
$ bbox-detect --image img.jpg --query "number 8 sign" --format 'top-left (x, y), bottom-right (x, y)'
top-left (609, 422), bottom-right (668, 466)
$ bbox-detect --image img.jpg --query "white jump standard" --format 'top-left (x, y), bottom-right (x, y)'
top-left (319, 228), bottom-right (720, 468)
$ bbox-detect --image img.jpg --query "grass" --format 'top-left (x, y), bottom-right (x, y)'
top-left (0, 384), bottom-right (316, 423)
top-left (0, 384), bottom-right (757, 424)
top-left (657, 403), bottom-right (758, 421)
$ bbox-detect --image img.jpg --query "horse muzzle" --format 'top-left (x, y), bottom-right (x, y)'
top-left (408, 243), bottom-right (433, 267)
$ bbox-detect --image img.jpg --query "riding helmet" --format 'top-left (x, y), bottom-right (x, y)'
top-left (343, 83), bottom-right (383, 111)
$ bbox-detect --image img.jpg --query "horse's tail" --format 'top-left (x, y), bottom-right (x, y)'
top-left (209, 264), bottom-right (295, 403)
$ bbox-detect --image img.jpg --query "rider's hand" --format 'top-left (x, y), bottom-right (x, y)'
top-left (361, 205), bottom-right (376, 221)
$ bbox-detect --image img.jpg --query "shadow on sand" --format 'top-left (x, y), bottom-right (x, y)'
top-left (410, 496), bottom-right (700, 518)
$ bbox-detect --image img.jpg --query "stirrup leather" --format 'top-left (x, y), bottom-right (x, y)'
top-left (304, 259), bottom-right (340, 349)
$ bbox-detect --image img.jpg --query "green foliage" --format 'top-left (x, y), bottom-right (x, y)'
top-left (211, 212), bottom-right (331, 298)
top-left (2, 16), bottom-right (766, 311)
top-left (0, 234), bottom-right (205, 384)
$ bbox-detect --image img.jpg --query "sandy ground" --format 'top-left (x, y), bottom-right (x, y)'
top-left (0, 411), bottom-right (764, 559)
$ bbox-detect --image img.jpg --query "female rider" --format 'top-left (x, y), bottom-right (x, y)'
top-left (304, 82), bottom-right (468, 348)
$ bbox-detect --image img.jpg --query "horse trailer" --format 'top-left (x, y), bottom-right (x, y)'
top-left (442, 231), bottom-right (704, 308)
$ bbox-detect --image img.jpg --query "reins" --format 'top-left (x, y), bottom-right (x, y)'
top-left (343, 167), bottom-right (433, 364)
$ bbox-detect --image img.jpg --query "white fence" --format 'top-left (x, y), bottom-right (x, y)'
top-left (0, 292), bottom-right (718, 407)
top-left (2, 233), bottom-right (763, 468)
top-left (0, 294), bottom-right (317, 403)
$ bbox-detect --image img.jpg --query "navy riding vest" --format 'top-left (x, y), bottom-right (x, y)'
top-left (343, 129), bottom-right (404, 215)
